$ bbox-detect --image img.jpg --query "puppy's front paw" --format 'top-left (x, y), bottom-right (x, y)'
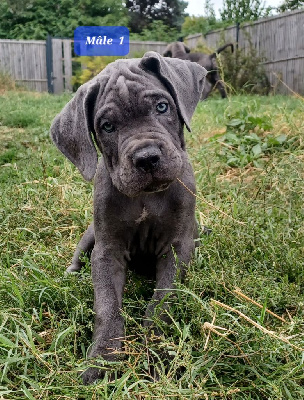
top-left (65, 263), bottom-right (82, 274)
top-left (80, 365), bottom-right (106, 385)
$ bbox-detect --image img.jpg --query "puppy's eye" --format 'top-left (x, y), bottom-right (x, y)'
top-left (156, 102), bottom-right (168, 113)
top-left (102, 122), bottom-right (115, 133)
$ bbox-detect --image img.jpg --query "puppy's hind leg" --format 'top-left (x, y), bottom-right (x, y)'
top-left (66, 223), bottom-right (95, 273)
top-left (210, 72), bottom-right (227, 98)
top-left (201, 79), bottom-right (213, 100)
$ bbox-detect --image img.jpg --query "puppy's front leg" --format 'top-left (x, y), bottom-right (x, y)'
top-left (81, 244), bottom-right (126, 385)
top-left (66, 223), bottom-right (95, 273)
top-left (144, 239), bottom-right (194, 328)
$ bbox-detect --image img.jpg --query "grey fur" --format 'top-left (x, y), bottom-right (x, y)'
top-left (163, 41), bottom-right (234, 100)
top-left (50, 51), bottom-right (206, 384)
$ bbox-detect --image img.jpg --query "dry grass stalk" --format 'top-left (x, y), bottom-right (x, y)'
top-left (273, 72), bottom-right (304, 101)
top-left (211, 299), bottom-right (304, 352)
top-left (233, 288), bottom-right (286, 323)
top-left (204, 314), bottom-right (216, 350)
top-left (176, 178), bottom-right (246, 225)
top-left (203, 321), bottom-right (251, 364)
top-left (211, 388), bottom-right (241, 397)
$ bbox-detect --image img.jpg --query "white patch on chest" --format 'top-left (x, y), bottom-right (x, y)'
top-left (135, 207), bottom-right (149, 224)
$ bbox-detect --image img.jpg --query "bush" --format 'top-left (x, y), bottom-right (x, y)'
top-left (72, 56), bottom-right (123, 89)
top-left (0, 71), bottom-right (23, 91)
top-left (220, 36), bottom-right (271, 95)
top-left (182, 16), bottom-right (228, 37)
top-left (130, 20), bottom-right (178, 42)
top-left (72, 52), bottom-right (147, 89)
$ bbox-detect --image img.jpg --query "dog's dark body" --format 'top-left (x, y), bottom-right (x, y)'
top-left (50, 52), bottom-right (206, 384)
top-left (163, 41), bottom-right (234, 100)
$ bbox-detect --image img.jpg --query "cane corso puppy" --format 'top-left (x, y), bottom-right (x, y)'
top-left (163, 41), bottom-right (234, 100)
top-left (50, 51), bottom-right (206, 384)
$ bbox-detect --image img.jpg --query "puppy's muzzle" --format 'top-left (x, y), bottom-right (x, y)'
top-left (132, 146), bottom-right (161, 173)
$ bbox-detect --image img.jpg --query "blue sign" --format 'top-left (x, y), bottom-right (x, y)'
top-left (74, 26), bottom-right (129, 56)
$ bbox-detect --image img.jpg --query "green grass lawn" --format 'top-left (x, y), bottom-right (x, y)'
top-left (0, 90), bottom-right (303, 399)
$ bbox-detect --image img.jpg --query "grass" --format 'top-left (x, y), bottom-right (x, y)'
top-left (0, 89), bottom-right (303, 399)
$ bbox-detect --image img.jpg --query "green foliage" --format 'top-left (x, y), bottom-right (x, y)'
top-left (72, 56), bottom-right (122, 89)
top-left (0, 92), bottom-right (304, 397)
top-left (72, 52), bottom-right (148, 88)
top-left (181, 1), bottom-right (227, 37)
top-left (0, 0), bottom-right (186, 42)
top-left (204, 0), bottom-right (217, 21)
top-left (126, 0), bottom-right (187, 34)
top-left (130, 20), bottom-right (179, 42)
top-left (277, 0), bottom-right (304, 12)
top-left (182, 16), bottom-right (208, 36)
top-left (0, 0), bottom-right (128, 39)
top-left (211, 108), bottom-right (298, 167)
top-left (182, 16), bottom-right (214, 36)
top-left (220, 0), bottom-right (272, 23)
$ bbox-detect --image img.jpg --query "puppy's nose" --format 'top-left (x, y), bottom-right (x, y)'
top-left (133, 146), bottom-right (161, 173)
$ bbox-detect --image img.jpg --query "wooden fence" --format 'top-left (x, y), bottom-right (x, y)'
top-left (0, 38), bottom-right (168, 94)
top-left (0, 39), bottom-right (48, 92)
top-left (0, 38), bottom-right (73, 93)
top-left (186, 9), bottom-right (304, 95)
top-left (129, 40), bottom-right (168, 56)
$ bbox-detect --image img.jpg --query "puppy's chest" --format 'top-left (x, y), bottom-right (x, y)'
top-left (128, 202), bottom-right (181, 255)
top-left (135, 206), bottom-right (149, 224)
top-left (115, 199), bottom-right (173, 224)
top-left (132, 200), bottom-right (178, 225)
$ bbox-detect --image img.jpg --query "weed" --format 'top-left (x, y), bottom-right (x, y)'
top-left (210, 108), bottom-right (300, 168)
top-left (218, 33), bottom-right (271, 95)
top-left (0, 71), bottom-right (20, 92)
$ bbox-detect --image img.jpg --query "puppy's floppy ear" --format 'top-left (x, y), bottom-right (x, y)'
top-left (50, 79), bottom-right (101, 181)
top-left (163, 43), bottom-right (173, 57)
top-left (140, 51), bottom-right (207, 131)
top-left (183, 43), bottom-right (191, 53)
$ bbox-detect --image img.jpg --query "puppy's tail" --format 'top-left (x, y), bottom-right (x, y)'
top-left (210, 43), bottom-right (234, 58)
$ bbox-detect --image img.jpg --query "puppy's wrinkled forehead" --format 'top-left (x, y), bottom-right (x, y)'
top-left (116, 75), bottom-right (129, 104)
top-left (114, 75), bottom-right (147, 106)
top-left (99, 61), bottom-right (170, 116)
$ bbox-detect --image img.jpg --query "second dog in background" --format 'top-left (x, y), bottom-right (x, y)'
top-left (163, 41), bottom-right (233, 100)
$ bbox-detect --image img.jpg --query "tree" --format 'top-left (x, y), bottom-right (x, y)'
top-left (125, 0), bottom-right (188, 34)
top-left (181, 16), bottom-right (210, 36)
top-left (181, 1), bottom-right (226, 37)
top-left (130, 20), bottom-right (178, 42)
top-left (220, 0), bottom-right (272, 23)
top-left (204, 0), bottom-right (216, 24)
top-left (0, 0), bottom-right (128, 39)
top-left (277, 0), bottom-right (304, 12)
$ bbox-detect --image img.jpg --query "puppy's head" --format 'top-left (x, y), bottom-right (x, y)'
top-left (163, 42), bottom-right (191, 58)
top-left (50, 52), bottom-right (206, 197)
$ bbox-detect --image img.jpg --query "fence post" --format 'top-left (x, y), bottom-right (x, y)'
top-left (46, 34), bottom-right (54, 93)
top-left (236, 22), bottom-right (240, 50)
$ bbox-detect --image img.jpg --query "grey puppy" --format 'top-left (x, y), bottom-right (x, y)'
top-left (50, 51), bottom-right (206, 384)
top-left (163, 41), bottom-right (233, 100)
